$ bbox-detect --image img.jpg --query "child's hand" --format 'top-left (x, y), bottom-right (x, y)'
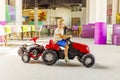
top-left (68, 35), bottom-right (72, 38)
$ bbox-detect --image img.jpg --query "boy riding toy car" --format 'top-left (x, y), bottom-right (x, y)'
top-left (42, 37), bottom-right (95, 67)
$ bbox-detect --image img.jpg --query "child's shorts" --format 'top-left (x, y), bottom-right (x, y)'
top-left (56, 39), bottom-right (67, 47)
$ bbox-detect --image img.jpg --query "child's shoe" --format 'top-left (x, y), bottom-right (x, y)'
top-left (64, 57), bottom-right (70, 63)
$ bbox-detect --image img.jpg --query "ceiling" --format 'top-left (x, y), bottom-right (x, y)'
top-left (23, 0), bottom-right (86, 9)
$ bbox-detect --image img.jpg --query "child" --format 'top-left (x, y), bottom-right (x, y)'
top-left (53, 19), bottom-right (72, 62)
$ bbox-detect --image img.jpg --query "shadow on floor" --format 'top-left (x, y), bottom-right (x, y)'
top-left (92, 63), bottom-right (111, 69)
top-left (29, 60), bottom-right (43, 64)
top-left (28, 60), bottom-right (82, 67)
top-left (27, 60), bottom-right (111, 69)
top-left (53, 61), bottom-right (82, 67)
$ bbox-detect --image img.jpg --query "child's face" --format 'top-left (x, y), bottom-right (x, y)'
top-left (58, 21), bottom-right (64, 29)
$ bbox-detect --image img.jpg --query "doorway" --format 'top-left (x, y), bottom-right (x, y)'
top-left (71, 18), bottom-right (81, 26)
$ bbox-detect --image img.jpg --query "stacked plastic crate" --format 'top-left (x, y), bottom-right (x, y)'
top-left (112, 24), bottom-right (120, 45)
top-left (81, 24), bottom-right (95, 38)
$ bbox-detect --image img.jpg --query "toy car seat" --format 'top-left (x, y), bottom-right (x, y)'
top-left (49, 39), bottom-right (65, 50)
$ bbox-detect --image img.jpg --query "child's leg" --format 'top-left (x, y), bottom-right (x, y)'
top-left (64, 45), bottom-right (69, 58)
top-left (64, 45), bottom-right (70, 62)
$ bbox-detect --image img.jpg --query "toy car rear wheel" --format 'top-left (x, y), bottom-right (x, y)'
top-left (22, 53), bottom-right (30, 63)
top-left (42, 50), bottom-right (58, 65)
top-left (81, 54), bottom-right (95, 68)
top-left (30, 48), bottom-right (39, 60)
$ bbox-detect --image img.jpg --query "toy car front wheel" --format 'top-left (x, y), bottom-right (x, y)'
top-left (22, 53), bottom-right (30, 63)
top-left (77, 56), bottom-right (83, 63)
top-left (42, 50), bottom-right (58, 65)
top-left (81, 54), bottom-right (95, 68)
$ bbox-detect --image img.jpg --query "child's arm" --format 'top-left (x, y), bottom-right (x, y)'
top-left (57, 34), bottom-right (72, 40)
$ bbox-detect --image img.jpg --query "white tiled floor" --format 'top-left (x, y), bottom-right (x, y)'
top-left (0, 37), bottom-right (120, 80)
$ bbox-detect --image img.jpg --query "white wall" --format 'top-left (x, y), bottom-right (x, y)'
top-left (46, 8), bottom-right (71, 27)
top-left (81, 8), bottom-right (86, 24)
top-left (0, 0), bottom-right (5, 21)
top-left (46, 8), bottom-right (82, 27)
top-left (16, 0), bottom-right (22, 25)
top-left (95, 0), bottom-right (107, 22)
top-left (112, 0), bottom-right (118, 24)
top-left (107, 0), bottom-right (112, 5)
top-left (71, 11), bottom-right (82, 25)
top-left (86, 0), bottom-right (96, 24)
top-left (71, 12), bottom-right (81, 18)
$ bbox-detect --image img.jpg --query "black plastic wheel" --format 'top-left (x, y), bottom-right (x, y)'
top-left (81, 54), bottom-right (95, 68)
top-left (22, 53), bottom-right (30, 63)
top-left (18, 49), bottom-right (24, 56)
top-left (29, 48), bottom-right (40, 60)
top-left (42, 50), bottom-right (58, 65)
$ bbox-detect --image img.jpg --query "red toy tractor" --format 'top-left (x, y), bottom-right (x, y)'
top-left (42, 37), bottom-right (95, 67)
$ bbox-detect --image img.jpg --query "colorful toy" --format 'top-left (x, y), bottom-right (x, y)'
top-left (42, 37), bottom-right (95, 67)
top-left (18, 37), bottom-right (44, 63)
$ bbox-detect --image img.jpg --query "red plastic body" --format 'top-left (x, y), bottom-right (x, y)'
top-left (72, 42), bottom-right (90, 54)
top-left (45, 39), bottom-right (90, 54)
top-left (29, 53), bottom-right (42, 58)
top-left (45, 40), bottom-right (60, 51)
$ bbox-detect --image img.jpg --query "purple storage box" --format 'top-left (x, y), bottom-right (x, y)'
top-left (113, 24), bottom-right (120, 35)
top-left (88, 23), bottom-right (95, 26)
top-left (112, 24), bottom-right (120, 45)
top-left (81, 24), bottom-right (95, 38)
top-left (82, 24), bottom-right (89, 31)
top-left (112, 35), bottom-right (120, 45)
top-left (88, 23), bottom-right (95, 30)
top-left (82, 24), bottom-right (95, 31)
top-left (81, 31), bottom-right (94, 38)
top-left (94, 22), bottom-right (107, 44)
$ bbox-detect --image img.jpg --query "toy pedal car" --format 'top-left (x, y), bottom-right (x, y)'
top-left (42, 37), bottom-right (95, 68)
top-left (18, 37), bottom-right (45, 63)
